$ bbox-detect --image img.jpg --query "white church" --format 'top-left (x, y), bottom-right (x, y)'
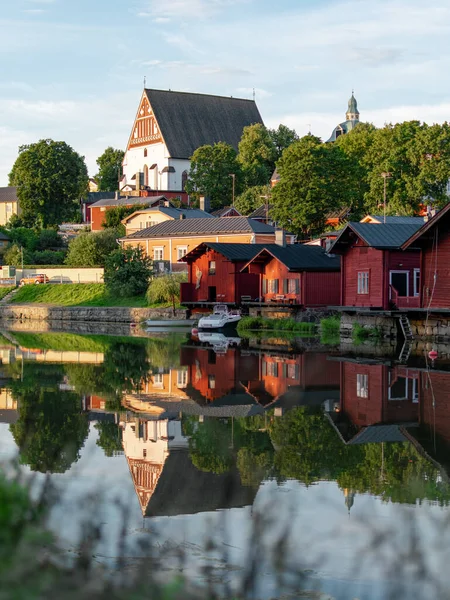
top-left (120, 88), bottom-right (263, 194)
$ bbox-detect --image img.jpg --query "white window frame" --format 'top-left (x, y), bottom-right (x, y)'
top-left (153, 247), bottom-right (164, 260)
top-left (208, 374), bottom-right (216, 389)
top-left (413, 268), bottom-right (420, 297)
top-left (357, 271), bottom-right (369, 295)
top-left (356, 373), bottom-right (368, 398)
top-left (389, 270), bottom-right (409, 297)
top-left (177, 369), bottom-right (188, 388)
top-left (153, 373), bottom-right (164, 388)
top-left (177, 246), bottom-right (188, 261)
top-left (412, 378), bottom-right (419, 403)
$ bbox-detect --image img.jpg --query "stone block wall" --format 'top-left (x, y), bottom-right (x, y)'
top-left (340, 313), bottom-right (398, 339)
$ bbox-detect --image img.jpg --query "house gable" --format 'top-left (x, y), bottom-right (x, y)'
top-left (126, 91), bottom-right (164, 151)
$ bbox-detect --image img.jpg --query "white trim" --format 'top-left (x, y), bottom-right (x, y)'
top-left (153, 246), bottom-right (164, 260)
top-left (389, 270), bottom-right (409, 297)
top-left (413, 268), bottom-right (420, 297)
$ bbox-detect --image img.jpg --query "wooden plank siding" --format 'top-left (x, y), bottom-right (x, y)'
top-left (421, 232), bottom-right (450, 309)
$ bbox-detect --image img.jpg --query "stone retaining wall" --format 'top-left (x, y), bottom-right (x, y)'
top-left (0, 305), bottom-right (188, 323)
top-left (340, 313), bottom-right (398, 338)
top-left (410, 316), bottom-right (450, 340)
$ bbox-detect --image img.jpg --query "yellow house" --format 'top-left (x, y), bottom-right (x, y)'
top-left (120, 216), bottom-right (289, 271)
top-left (360, 215), bottom-right (426, 225)
top-left (0, 187), bottom-right (20, 226)
top-left (122, 205), bottom-right (214, 236)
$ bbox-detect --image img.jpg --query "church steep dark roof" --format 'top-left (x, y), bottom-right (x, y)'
top-left (145, 89), bottom-right (263, 159)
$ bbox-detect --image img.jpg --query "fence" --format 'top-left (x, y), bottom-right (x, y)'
top-left (10, 268), bottom-right (104, 284)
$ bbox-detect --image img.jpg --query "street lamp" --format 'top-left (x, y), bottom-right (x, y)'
top-left (229, 173), bottom-right (235, 206)
top-left (381, 172), bottom-right (392, 223)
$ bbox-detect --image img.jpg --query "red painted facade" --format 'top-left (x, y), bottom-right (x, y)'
top-left (338, 237), bottom-right (420, 309)
top-left (421, 230), bottom-right (450, 309)
top-left (181, 248), bottom-right (261, 304)
top-left (419, 370), bottom-right (450, 446)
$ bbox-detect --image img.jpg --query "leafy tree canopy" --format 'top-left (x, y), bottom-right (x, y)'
top-left (104, 245), bottom-right (153, 297)
top-left (65, 229), bottom-right (119, 267)
top-left (185, 142), bottom-right (242, 209)
top-left (234, 184), bottom-right (271, 216)
top-left (94, 422), bottom-right (123, 457)
top-left (102, 203), bottom-right (149, 232)
top-left (146, 272), bottom-right (187, 314)
top-left (95, 147), bottom-right (124, 192)
top-left (9, 139), bottom-right (88, 227)
top-left (238, 124), bottom-right (277, 188)
top-left (268, 124), bottom-right (299, 161)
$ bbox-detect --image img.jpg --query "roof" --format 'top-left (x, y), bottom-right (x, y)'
top-left (348, 424), bottom-right (409, 445)
top-left (361, 215), bottom-right (426, 225)
top-left (242, 243), bottom-right (341, 272)
top-left (402, 202), bottom-right (450, 250)
top-left (83, 191), bottom-right (116, 205)
top-left (330, 222), bottom-right (423, 253)
top-left (347, 93), bottom-right (359, 116)
top-left (90, 195), bottom-right (168, 208)
top-left (123, 216), bottom-right (277, 240)
top-left (326, 207), bottom-right (351, 220)
top-left (211, 206), bottom-right (242, 217)
top-left (249, 204), bottom-right (273, 219)
top-left (326, 120), bottom-right (359, 142)
top-left (0, 187), bottom-right (18, 203)
top-left (123, 206), bottom-right (214, 223)
top-left (271, 168), bottom-right (280, 182)
top-left (145, 88), bottom-right (263, 159)
top-left (181, 242), bottom-right (269, 263)
top-left (0, 231), bottom-right (10, 241)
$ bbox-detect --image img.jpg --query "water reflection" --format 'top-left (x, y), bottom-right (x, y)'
top-left (2, 330), bottom-right (450, 595)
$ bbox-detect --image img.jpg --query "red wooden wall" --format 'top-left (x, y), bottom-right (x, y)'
top-left (421, 231), bottom-right (450, 309)
top-left (342, 246), bottom-right (385, 308)
top-left (419, 371), bottom-right (450, 446)
top-left (387, 250), bottom-right (420, 297)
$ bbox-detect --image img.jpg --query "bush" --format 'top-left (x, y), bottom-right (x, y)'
top-left (102, 204), bottom-right (148, 229)
top-left (237, 316), bottom-right (316, 334)
top-left (352, 323), bottom-right (383, 344)
top-left (36, 229), bottom-right (64, 250)
top-left (65, 229), bottom-right (119, 267)
top-left (320, 316), bottom-right (341, 335)
top-left (104, 246), bottom-right (153, 297)
top-left (32, 250), bottom-right (66, 265)
top-left (3, 244), bottom-right (32, 267)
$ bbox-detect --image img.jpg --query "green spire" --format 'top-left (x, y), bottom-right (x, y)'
top-left (346, 91), bottom-right (360, 121)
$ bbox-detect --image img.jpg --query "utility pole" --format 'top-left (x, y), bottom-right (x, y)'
top-left (229, 173), bottom-right (235, 206)
top-left (381, 172), bottom-right (392, 223)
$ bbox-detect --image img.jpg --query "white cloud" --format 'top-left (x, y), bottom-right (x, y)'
top-left (138, 0), bottom-right (249, 20)
top-left (22, 9), bottom-right (46, 14)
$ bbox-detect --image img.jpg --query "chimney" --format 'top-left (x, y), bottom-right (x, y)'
top-left (136, 172), bottom-right (141, 192)
top-left (114, 190), bottom-right (119, 200)
top-left (179, 213), bottom-right (186, 220)
top-left (164, 199), bottom-right (170, 207)
top-left (199, 195), bottom-right (211, 213)
top-left (275, 229), bottom-right (286, 247)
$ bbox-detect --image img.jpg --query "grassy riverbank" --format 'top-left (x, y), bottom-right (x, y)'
top-left (237, 316), bottom-right (317, 335)
top-left (9, 283), bottom-right (165, 308)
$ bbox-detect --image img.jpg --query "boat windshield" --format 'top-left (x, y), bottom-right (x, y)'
top-left (213, 304), bottom-right (228, 314)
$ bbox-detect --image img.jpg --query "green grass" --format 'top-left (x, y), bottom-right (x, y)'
top-left (10, 283), bottom-right (152, 307)
top-left (352, 323), bottom-right (383, 344)
top-left (0, 286), bottom-right (15, 301)
top-left (237, 316), bottom-right (317, 334)
top-left (320, 315), bottom-right (341, 345)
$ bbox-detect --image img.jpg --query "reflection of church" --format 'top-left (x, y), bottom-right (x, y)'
top-left (326, 93), bottom-right (361, 142)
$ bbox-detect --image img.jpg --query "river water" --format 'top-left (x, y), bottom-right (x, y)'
top-left (1, 328), bottom-right (450, 599)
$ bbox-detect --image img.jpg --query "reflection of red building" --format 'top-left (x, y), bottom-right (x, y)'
top-left (332, 361), bottom-right (419, 443)
top-left (418, 370), bottom-right (450, 447)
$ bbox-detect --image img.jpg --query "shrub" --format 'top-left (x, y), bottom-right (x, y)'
top-left (237, 316), bottom-right (316, 334)
top-left (32, 250), bottom-right (66, 265)
top-left (146, 272), bottom-right (187, 314)
top-left (65, 229), bottom-right (119, 267)
top-left (3, 244), bottom-right (32, 267)
top-left (320, 316), bottom-right (341, 335)
top-left (102, 204), bottom-right (148, 229)
top-left (36, 229), bottom-right (64, 250)
top-left (104, 246), bottom-right (153, 297)
top-left (352, 322), bottom-right (383, 344)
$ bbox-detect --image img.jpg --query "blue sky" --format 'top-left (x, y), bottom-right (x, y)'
top-left (1, 0), bottom-right (450, 184)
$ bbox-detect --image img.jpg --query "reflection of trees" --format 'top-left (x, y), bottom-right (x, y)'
top-left (94, 422), bottom-right (122, 457)
top-left (10, 389), bottom-right (89, 474)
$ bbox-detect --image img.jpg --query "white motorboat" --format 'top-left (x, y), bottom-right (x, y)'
top-left (198, 304), bottom-right (241, 329)
top-left (198, 331), bottom-right (241, 353)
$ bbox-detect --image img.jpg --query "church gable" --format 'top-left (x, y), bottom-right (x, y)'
top-left (127, 92), bottom-right (163, 150)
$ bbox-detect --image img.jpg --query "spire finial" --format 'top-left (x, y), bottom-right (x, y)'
top-left (144, 75), bottom-right (146, 88)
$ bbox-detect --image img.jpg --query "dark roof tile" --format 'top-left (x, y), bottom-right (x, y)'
top-left (248, 244), bottom-right (341, 271)
top-left (0, 187), bottom-right (18, 203)
top-left (331, 222), bottom-right (423, 251)
top-left (146, 89), bottom-right (263, 159)
top-left (90, 195), bottom-right (168, 208)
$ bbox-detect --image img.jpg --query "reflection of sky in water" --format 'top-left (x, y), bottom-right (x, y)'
top-left (2, 421), bottom-right (449, 599)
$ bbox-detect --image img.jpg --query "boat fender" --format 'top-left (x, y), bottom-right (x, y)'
top-left (192, 328), bottom-right (199, 336)
top-left (428, 350), bottom-right (438, 360)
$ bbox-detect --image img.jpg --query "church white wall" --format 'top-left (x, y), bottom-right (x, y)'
top-left (122, 144), bottom-right (191, 192)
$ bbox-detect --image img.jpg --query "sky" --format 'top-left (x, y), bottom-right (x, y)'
top-left (1, 0), bottom-right (450, 185)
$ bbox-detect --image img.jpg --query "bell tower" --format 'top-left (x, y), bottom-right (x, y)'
top-left (346, 91), bottom-right (360, 122)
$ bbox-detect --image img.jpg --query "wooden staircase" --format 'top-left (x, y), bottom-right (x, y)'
top-left (398, 339), bottom-right (412, 364)
top-left (398, 313), bottom-right (413, 340)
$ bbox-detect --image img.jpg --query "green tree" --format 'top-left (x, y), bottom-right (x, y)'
top-left (3, 244), bottom-right (32, 267)
top-left (9, 139), bottom-right (88, 227)
top-left (10, 389), bottom-right (89, 474)
top-left (238, 123), bottom-right (277, 187)
top-left (271, 134), bottom-right (356, 237)
top-left (102, 203), bottom-right (148, 231)
top-left (95, 147), bottom-right (124, 192)
top-left (65, 229), bottom-right (119, 267)
top-left (234, 185), bottom-right (271, 215)
top-left (146, 272), bottom-right (187, 314)
top-left (94, 422), bottom-right (123, 457)
top-left (185, 142), bottom-right (242, 208)
top-left (104, 245), bottom-right (153, 297)
top-left (268, 124), bottom-right (299, 161)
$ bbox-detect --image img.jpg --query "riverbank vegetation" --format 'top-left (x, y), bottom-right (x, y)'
top-left (352, 322), bottom-right (383, 344)
top-left (237, 316), bottom-right (316, 334)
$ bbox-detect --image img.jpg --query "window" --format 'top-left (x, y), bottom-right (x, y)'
top-left (266, 361), bottom-right (278, 377)
top-left (143, 449), bottom-right (147, 458)
top-left (177, 246), bottom-right (188, 260)
top-left (144, 148), bottom-right (148, 157)
top-left (153, 373), bottom-right (164, 388)
top-left (412, 378), bottom-right (419, 403)
top-left (177, 369), bottom-right (188, 388)
top-left (208, 260), bottom-right (216, 275)
top-left (357, 271), bottom-right (369, 295)
top-left (388, 372), bottom-right (408, 400)
top-left (153, 247), bottom-right (164, 260)
top-left (182, 170), bottom-right (188, 191)
top-left (208, 374), bottom-right (216, 389)
top-left (287, 279), bottom-right (300, 294)
top-left (268, 279), bottom-right (279, 294)
top-left (414, 269), bottom-right (420, 297)
top-left (357, 374), bottom-right (368, 398)
top-left (287, 363), bottom-right (299, 380)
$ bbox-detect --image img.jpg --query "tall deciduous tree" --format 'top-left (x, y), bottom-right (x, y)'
top-left (271, 135), bottom-right (356, 237)
top-left (65, 229), bottom-right (119, 267)
top-left (9, 139), bottom-right (88, 227)
top-left (268, 124), bottom-right (299, 161)
top-left (95, 147), bottom-right (124, 192)
top-left (238, 124), bottom-right (276, 187)
top-left (234, 185), bottom-right (271, 216)
top-left (185, 142), bottom-right (242, 208)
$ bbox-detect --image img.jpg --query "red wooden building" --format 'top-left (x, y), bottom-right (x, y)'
top-left (90, 194), bottom-right (175, 231)
top-left (401, 202), bottom-right (450, 309)
top-left (242, 244), bottom-right (340, 306)
top-left (330, 222), bottom-right (422, 310)
top-left (180, 243), bottom-right (269, 304)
